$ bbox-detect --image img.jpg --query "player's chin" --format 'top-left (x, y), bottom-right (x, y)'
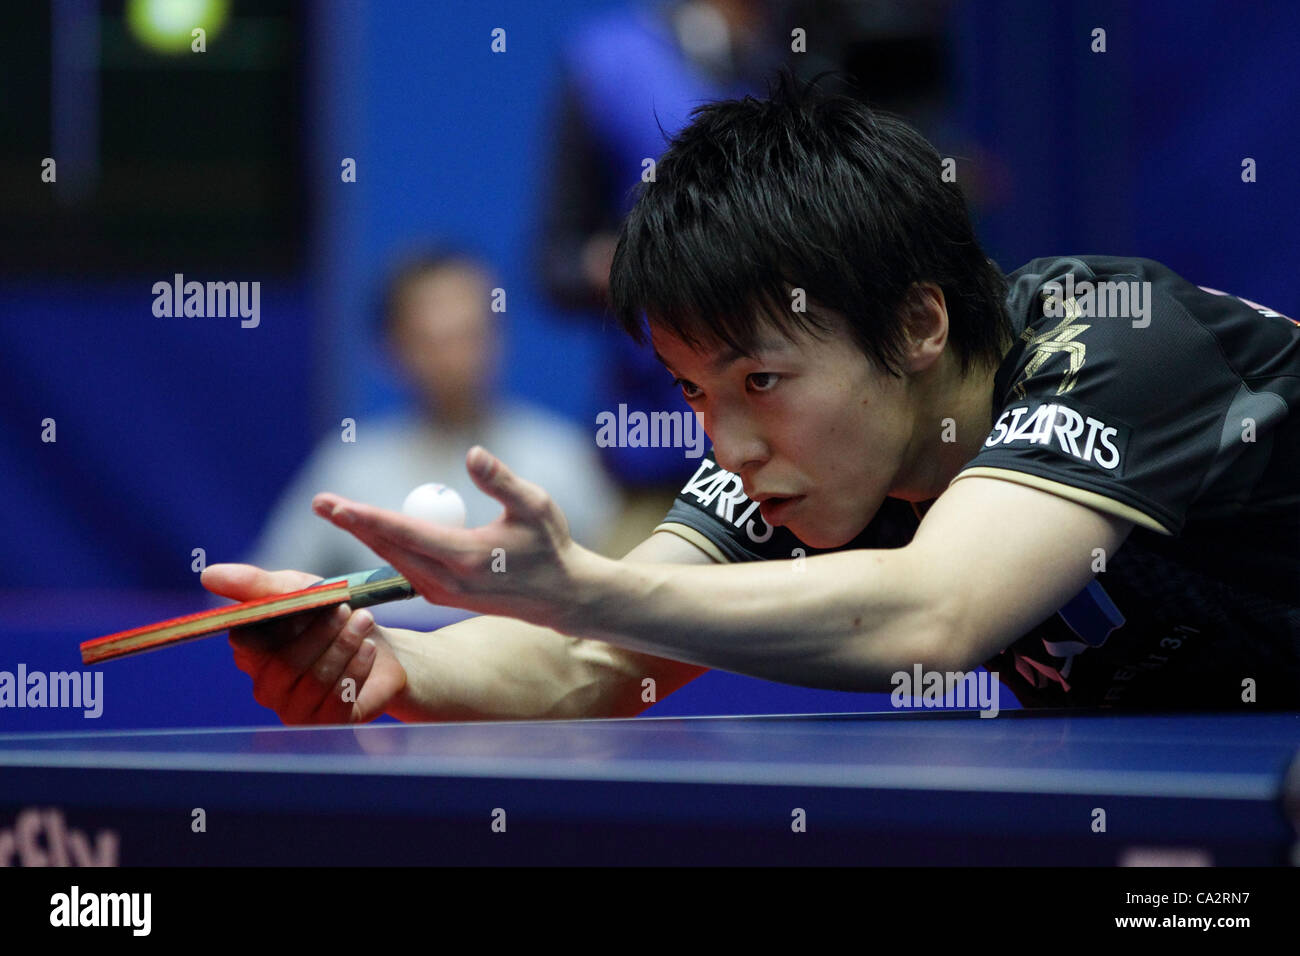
top-left (784, 510), bottom-right (861, 550)
top-left (779, 520), bottom-right (830, 550)
top-left (788, 527), bottom-right (845, 549)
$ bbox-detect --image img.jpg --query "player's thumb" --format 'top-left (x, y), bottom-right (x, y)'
top-left (466, 445), bottom-right (547, 518)
top-left (201, 563), bottom-right (319, 601)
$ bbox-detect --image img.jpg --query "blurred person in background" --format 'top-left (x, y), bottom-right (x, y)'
top-left (248, 249), bottom-right (621, 580)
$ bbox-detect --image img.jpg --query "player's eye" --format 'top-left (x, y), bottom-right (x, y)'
top-left (747, 372), bottom-right (780, 392)
top-left (673, 377), bottom-right (702, 399)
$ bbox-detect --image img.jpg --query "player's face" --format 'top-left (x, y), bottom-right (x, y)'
top-left (650, 314), bottom-right (918, 548)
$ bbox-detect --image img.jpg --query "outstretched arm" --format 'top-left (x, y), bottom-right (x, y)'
top-left (566, 476), bottom-right (1132, 688)
top-left (202, 527), bottom-right (714, 724)
top-left (315, 448), bottom-right (1132, 692)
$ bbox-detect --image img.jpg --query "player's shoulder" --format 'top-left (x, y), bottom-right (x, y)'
top-left (999, 254), bottom-right (1299, 403)
top-left (1007, 254), bottom-right (1297, 345)
top-left (1006, 255), bottom-right (1187, 331)
top-left (974, 256), bottom-right (1299, 535)
top-left (1007, 254), bottom-right (1188, 287)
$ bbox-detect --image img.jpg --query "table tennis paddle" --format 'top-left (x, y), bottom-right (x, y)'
top-left (80, 567), bottom-right (415, 665)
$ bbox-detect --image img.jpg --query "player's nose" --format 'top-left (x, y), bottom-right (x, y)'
top-left (709, 423), bottom-right (768, 478)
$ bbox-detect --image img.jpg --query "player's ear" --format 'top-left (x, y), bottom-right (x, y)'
top-left (899, 282), bottom-right (948, 374)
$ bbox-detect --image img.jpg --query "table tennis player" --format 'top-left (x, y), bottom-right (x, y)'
top-left (202, 73), bottom-right (1300, 723)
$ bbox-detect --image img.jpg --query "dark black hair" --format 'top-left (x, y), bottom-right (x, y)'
top-left (375, 245), bottom-right (493, 340)
top-left (609, 71), bottom-right (1010, 376)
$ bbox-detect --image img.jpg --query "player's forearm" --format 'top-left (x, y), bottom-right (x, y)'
top-left (562, 547), bottom-right (949, 691)
top-left (381, 617), bottom-right (654, 722)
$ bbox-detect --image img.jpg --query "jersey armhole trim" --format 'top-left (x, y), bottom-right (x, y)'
top-left (951, 467), bottom-right (1172, 535)
top-left (651, 522), bottom-right (730, 563)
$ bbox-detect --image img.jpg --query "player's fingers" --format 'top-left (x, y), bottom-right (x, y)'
top-left (228, 634), bottom-right (266, 675)
top-left (229, 603), bottom-right (334, 657)
top-left (312, 494), bottom-right (474, 561)
top-left (312, 634), bottom-right (382, 724)
top-left (332, 538), bottom-right (463, 608)
top-left (308, 609), bottom-right (375, 690)
top-left (201, 563), bottom-right (320, 602)
top-left (353, 643), bottom-right (407, 723)
top-left (247, 604), bottom-right (351, 714)
top-left (281, 609), bottom-right (376, 724)
top-left (276, 602), bottom-right (364, 675)
top-left (466, 445), bottom-right (551, 519)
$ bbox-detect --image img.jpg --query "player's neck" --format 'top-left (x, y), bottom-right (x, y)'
top-left (895, 355), bottom-right (999, 502)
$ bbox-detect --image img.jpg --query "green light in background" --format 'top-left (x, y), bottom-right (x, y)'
top-left (125, 0), bottom-right (230, 55)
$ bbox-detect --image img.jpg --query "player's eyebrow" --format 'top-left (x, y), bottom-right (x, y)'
top-left (652, 339), bottom-right (783, 376)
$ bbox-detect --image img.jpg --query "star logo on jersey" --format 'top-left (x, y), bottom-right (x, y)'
top-left (1012, 295), bottom-right (1089, 399)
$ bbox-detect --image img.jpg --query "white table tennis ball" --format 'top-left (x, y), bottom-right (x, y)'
top-left (402, 483), bottom-right (467, 528)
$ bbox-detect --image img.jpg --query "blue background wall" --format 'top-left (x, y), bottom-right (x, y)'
top-left (3, 0), bottom-right (1297, 729)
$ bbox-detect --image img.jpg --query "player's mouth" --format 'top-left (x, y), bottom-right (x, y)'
top-left (757, 495), bottom-right (804, 524)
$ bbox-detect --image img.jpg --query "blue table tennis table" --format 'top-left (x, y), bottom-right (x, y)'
top-left (1, 710), bottom-right (1297, 865)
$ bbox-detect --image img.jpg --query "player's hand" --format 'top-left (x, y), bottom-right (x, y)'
top-left (311, 446), bottom-right (587, 629)
top-left (200, 564), bottom-right (408, 725)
